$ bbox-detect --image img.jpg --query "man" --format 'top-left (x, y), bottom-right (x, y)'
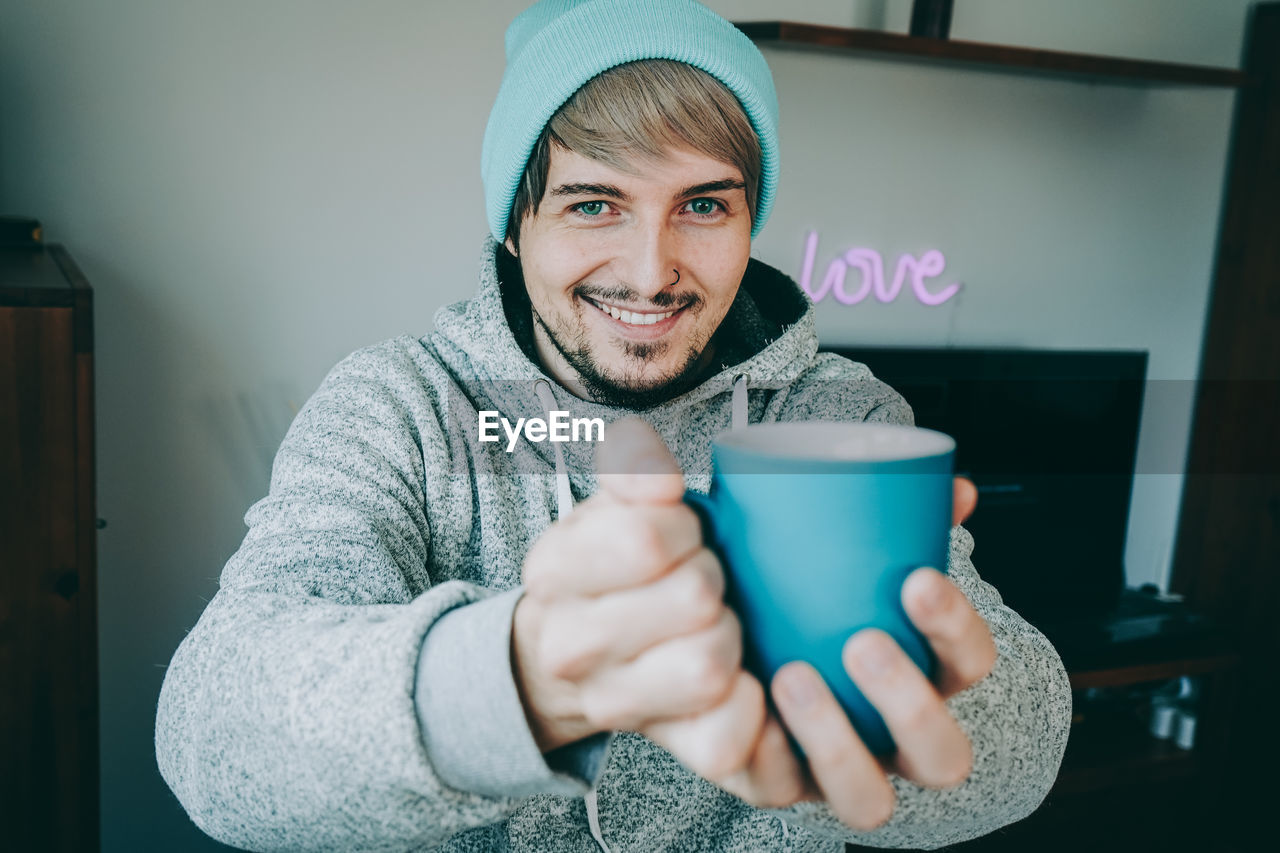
top-left (156, 1), bottom-right (1071, 850)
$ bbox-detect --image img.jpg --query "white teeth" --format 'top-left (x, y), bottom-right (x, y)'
top-left (591, 299), bottom-right (676, 326)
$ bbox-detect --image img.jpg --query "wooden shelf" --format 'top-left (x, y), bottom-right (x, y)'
top-left (1055, 713), bottom-right (1197, 795)
top-left (1052, 630), bottom-right (1236, 796)
top-left (732, 21), bottom-right (1247, 88)
top-left (1068, 652), bottom-right (1238, 690)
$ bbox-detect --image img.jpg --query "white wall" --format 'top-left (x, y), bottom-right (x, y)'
top-left (0, 1), bottom-right (1252, 849)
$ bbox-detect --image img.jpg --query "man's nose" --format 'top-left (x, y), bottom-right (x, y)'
top-left (621, 222), bottom-right (681, 300)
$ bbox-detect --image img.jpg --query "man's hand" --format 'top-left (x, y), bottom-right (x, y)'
top-left (511, 417), bottom-right (743, 753)
top-left (646, 477), bottom-right (998, 833)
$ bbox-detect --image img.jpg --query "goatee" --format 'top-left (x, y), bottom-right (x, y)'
top-left (531, 305), bottom-right (716, 409)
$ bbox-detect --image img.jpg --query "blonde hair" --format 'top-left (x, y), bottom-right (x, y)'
top-left (506, 59), bottom-right (762, 252)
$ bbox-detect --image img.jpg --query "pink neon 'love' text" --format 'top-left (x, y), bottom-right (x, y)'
top-left (799, 230), bottom-right (963, 306)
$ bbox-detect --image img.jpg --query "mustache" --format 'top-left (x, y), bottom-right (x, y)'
top-left (573, 283), bottom-right (700, 311)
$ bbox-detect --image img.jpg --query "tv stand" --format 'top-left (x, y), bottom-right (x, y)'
top-left (879, 603), bottom-right (1241, 852)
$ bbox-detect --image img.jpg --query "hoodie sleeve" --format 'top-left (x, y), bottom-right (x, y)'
top-left (413, 584), bottom-right (611, 799)
top-left (153, 342), bottom-right (590, 852)
top-left (759, 353), bottom-right (1073, 848)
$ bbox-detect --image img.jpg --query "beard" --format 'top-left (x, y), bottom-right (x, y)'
top-left (531, 291), bottom-right (718, 410)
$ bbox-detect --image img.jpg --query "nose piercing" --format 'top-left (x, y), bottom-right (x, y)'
top-left (668, 268), bottom-right (680, 287)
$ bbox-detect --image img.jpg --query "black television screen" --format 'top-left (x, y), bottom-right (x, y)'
top-left (821, 345), bottom-right (1149, 631)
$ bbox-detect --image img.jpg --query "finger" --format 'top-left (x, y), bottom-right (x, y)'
top-left (843, 629), bottom-right (973, 789)
top-left (900, 567), bottom-right (997, 698)
top-left (772, 662), bottom-right (896, 832)
top-left (643, 670), bottom-right (767, 781)
top-left (577, 608), bottom-right (742, 730)
top-left (595, 416), bottom-right (686, 505)
top-left (523, 500), bottom-right (702, 597)
top-left (539, 549), bottom-right (726, 680)
top-left (952, 477), bottom-right (977, 527)
top-left (717, 713), bottom-right (818, 809)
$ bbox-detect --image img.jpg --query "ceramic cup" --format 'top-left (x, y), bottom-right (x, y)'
top-left (684, 420), bottom-right (956, 755)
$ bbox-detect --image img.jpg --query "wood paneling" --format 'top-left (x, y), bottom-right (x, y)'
top-left (0, 246), bottom-right (99, 852)
top-left (1169, 4), bottom-right (1280, 851)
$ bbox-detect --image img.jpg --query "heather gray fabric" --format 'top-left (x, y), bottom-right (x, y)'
top-left (155, 234), bottom-right (1072, 852)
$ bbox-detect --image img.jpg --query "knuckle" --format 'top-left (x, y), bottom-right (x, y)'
top-left (812, 736), bottom-right (861, 781)
top-left (520, 541), bottom-right (555, 595)
top-left (714, 604), bottom-right (743, 644)
top-left (543, 644), bottom-right (591, 681)
top-left (738, 669), bottom-right (765, 708)
top-left (685, 647), bottom-right (736, 707)
top-left (621, 515), bottom-right (670, 566)
top-left (934, 599), bottom-right (972, 643)
top-left (692, 662), bottom-right (735, 707)
top-left (676, 503), bottom-right (706, 545)
top-left (676, 553), bottom-right (726, 627)
top-left (712, 612), bottom-right (745, 662)
top-left (539, 628), bottom-right (594, 681)
top-left (717, 616), bottom-right (745, 672)
top-left (694, 548), bottom-right (727, 596)
top-left (898, 700), bottom-right (937, 735)
top-left (579, 690), bottom-right (628, 731)
top-left (931, 579), bottom-right (959, 614)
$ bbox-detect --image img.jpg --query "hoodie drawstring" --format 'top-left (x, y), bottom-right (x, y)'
top-left (530, 373), bottom-right (752, 853)
top-left (534, 380), bottom-right (575, 521)
top-left (731, 372), bottom-right (750, 431)
top-left (534, 378), bottom-right (611, 853)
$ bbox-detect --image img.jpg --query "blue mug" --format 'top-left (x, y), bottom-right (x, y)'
top-left (683, 421), bottom-right (956, 756)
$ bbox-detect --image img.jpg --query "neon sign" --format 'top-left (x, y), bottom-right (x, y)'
top-left (799, 230), bottom-right (963, 306)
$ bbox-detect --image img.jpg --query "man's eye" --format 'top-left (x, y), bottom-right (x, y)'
top-left (687, 198), bottom-right (725, 217)
top-left (572, 201), bottom-right (607, 217)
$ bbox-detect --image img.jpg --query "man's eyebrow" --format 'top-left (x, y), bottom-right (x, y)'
top-left (549, 182), bottom-right (632, 201)
top-left (676, 178), bottom-right (747, 198)
top-left (548, 178), bottom-right (747, 202)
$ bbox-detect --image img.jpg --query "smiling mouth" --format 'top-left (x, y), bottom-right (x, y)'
top-left (583, 296), bottom-right (688, 326)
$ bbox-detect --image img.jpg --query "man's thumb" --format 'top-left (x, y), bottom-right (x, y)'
top-left (595, 417), bottom-right (685, 505)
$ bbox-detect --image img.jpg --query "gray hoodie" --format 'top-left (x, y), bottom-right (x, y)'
top-left (155, 234), bottom-right (1072, 852)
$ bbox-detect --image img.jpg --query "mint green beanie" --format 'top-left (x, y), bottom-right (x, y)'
top-left (481, 0), bottom-right (780, 245)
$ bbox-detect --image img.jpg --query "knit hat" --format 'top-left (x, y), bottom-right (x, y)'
top-left (481, 0), bottom-right (780, 245)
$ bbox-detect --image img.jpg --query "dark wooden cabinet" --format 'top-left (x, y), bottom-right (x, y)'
top-left (929, 634), bottom-right (1240, 852)
top-left (1, 241), bottom-right (100, 852)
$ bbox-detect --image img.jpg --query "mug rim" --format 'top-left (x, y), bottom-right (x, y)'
top-left (714, 421), bottom-right (955, 463)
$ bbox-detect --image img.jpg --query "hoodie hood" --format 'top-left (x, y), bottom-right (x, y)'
top-left (427, 234), bottom-right (820, 490)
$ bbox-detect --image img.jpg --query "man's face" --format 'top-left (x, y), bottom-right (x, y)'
top-left (505, 143), bottom-right (752, 408)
